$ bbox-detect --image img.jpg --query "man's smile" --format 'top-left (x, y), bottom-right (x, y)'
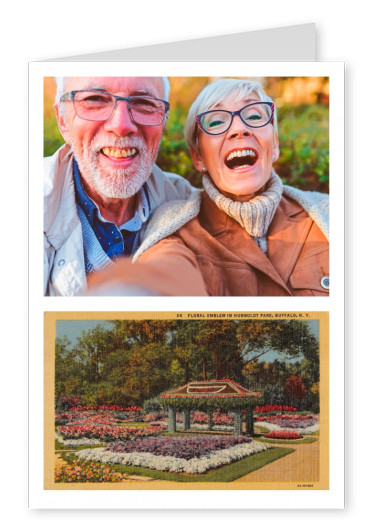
top-left (101, 147), bottom-right (138, 159)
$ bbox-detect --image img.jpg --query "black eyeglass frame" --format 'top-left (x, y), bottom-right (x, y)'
top-left (60, 90), bottom-right (170, 125)
top-left (195, 101), bottom-right (275, 135)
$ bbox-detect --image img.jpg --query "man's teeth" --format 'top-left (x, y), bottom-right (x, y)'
top-left (102, 147), bottom-right (137, 158)
top-left (226, 149), bottom-right (256, 161)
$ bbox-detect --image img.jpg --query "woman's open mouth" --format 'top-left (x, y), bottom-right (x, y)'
top-left (225, 148), bottom-right (259, 170)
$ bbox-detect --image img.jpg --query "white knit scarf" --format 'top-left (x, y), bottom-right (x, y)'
top-left (202, 170), bottom-right (283, 253)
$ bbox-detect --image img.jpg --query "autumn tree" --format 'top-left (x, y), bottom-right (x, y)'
top-left (284, 375), bottom-right (307, 407)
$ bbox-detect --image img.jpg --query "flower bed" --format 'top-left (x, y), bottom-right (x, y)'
top-left (66, 407), bottom-right (142, 422)
top-left (55, 459), bottom-right (125, 482)
top-left (254, 405), bottom-right (297, 414)
top-left (143, 412), bottom-right (168, 423)
top-left (76, 438), bottom-right (271, 474)
top-left (255, 414), bottom-right (319, 434)
top-left (107, 435), bottom-right (249, 459)
top-left (56, 433), bottom-right (104, 447)
top-left (264, 430), bottom-right (302, 440)
top-left (56, 423), bottom-right (166, 443)
top-left (56, 410), bottom-right (123, 424)
top-left (69, 405), bottom-right (141, 413)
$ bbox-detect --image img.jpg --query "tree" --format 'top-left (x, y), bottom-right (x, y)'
top-left (74, 325), bottom-right (115, 385)
top-left (54, 318), bottom-right (320, 407)
top-left (171, 320), bottom-right (240, 381)
top-left (284, 375), bottom-right (307, 407)
top-left (55, 336), bottom-right (82, 398)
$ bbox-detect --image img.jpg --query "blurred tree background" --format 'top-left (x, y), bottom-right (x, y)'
top-left (44, 76), bottom-right (329, 193)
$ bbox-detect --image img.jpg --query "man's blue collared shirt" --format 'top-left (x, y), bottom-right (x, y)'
top-left (73, 160), bottom-right (150, 260)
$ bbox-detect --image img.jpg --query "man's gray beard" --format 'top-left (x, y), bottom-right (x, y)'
top-left (70, 134), bottom-right (158, 199)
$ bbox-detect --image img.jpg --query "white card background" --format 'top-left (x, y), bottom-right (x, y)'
top-left (4, 0), bottom-right (373, 526)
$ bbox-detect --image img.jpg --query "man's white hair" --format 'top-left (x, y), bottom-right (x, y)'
top-left (185, 78), bottom-right (278, 154)
top-left (54, 76), bottom-right (170, 103)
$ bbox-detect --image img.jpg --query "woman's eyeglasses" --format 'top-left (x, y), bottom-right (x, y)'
top-left (196, 102), bottom-right (274, 135)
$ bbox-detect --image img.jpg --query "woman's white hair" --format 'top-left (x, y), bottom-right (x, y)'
top-left (54, 76), bottom-right (171, 104)
top-left (185, 78), bottom-right (278, 154)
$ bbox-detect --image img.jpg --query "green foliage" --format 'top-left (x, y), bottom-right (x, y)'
top-left (263, 384), bottom-right (285, 405)
top-left (276, 104), bottom-right (329, 193)
top-left (157, 108), bottom-right (200, 187)
top-left (55, 319), bottom-right (319, 408)
top-left (44, 113), bottom-right (65, 157)
top-left (299, 391), bottom-right (320, 413)
top-left (161, 395), bottom-right (262, 412)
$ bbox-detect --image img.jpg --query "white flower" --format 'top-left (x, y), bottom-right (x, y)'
top-left (75, 441), bottom-right (271, 475)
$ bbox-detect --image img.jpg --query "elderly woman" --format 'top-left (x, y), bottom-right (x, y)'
top-left (88, 78), bottom-right (329, 296)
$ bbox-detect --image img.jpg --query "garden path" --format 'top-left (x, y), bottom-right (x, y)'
top-left (235, 438), bottom-right (319, 483)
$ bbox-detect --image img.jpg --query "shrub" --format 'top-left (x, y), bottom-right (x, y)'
top-left (142, 396), bottom-right (164, 414)
top-left (55, 395), bottom-right (82, 412)
top-left (263, 385), bottom-right (285, 406)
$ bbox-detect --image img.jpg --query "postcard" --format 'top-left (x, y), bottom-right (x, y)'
top-left (44, 311), bottom-right (328, 493)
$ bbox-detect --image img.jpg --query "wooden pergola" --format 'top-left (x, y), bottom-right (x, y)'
top-left (161, 379), bottom-right (262, 436)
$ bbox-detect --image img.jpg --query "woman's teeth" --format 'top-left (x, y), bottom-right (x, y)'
top-left (225, 149), bottom-right (258, 169)
top-left (102, 147), bottom-right (137, 158)
top-left (226, 149), bottom-right (257, 161)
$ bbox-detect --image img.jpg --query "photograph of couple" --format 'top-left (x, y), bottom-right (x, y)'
top-left (44, 75), bottom-right (329, 297)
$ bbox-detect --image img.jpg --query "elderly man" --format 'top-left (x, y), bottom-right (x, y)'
top-left (44, 76), bottom-right (197, 296)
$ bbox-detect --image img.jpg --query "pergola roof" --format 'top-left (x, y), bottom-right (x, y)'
top-left (161, 379), bottom-right (260, 399)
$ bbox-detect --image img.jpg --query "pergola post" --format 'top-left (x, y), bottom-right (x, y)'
top-left (245, 407), bottom-right (254, 436)
top-left (168, 406), bottom-right (176, 432)
top-left (183, 408), bottom-right (191, 430)
top-left (234, 408), bottom-right (242, 436)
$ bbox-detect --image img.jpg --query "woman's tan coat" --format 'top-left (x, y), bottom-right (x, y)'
top-left (87, 190), bottom-right (329, 296)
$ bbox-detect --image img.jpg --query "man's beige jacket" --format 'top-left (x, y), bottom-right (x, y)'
top-left (44, 144), bottom-right (198, 296)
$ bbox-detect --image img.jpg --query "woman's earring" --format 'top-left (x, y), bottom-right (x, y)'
top-left (201, 166), bottom-right (206, 172)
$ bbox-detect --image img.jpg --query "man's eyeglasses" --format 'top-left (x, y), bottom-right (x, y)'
top-left (196, 102), bottom-right (275, 135)
top-left (60, 90), bottom-right (170, 126)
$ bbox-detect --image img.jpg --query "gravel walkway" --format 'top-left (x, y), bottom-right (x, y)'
top-left (234, 438), bottom-right (319, 482)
